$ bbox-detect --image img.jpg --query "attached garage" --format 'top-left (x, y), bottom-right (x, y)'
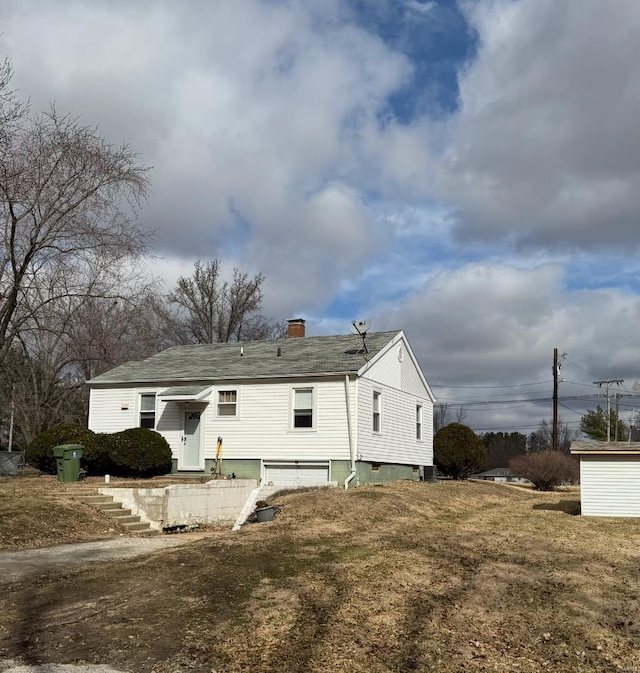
top-left (571, 442), bottom-right (640, 517)
top-left (263, 462), bottom-right (330, 487)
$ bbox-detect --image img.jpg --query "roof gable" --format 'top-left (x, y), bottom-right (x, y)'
top-left (88, 331), bottom-right (403, 386)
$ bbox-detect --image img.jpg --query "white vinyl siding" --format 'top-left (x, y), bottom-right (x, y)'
top-left (357, 376), bottom-right (432, 466)
top-left (580, 454), bottom-right (640, 517)
top-left (203, 378), bottom-right (352, 462)
top-left (90, 378), bottom-right (353, 465)
top-left (355, 335), bottom-right (433, 467)
top-left (88, 388), bottom-right (136, 433)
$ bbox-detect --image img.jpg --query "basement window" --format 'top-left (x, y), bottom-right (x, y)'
top-left (371, 463), bottom-right (381, 472)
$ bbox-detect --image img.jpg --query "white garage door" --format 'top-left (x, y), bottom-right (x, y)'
top-left (264, 463), bottom-right (330, 486)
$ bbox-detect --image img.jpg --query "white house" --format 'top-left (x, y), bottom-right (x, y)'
top-left (87, 320), bottom-right (435, 487)
top-left (571, 441), bottom-right (640, 517)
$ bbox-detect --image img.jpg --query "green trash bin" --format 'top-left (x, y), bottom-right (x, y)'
top-left (52, 444), bottom-right (84, 483)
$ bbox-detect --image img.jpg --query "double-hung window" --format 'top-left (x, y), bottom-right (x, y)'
top-left (293, 387), bottom-right (314, 429)
top-left (218, 390), bottom-right (237, 416)
top-left (373, 391), bottom-right (381, 433)
top-left (139, 393), bottom-right (156, 429)
top-left (416, 404), bottom-right (423, 440)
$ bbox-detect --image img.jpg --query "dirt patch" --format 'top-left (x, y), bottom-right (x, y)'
top-left (1, 480), bottom-right (639, 672)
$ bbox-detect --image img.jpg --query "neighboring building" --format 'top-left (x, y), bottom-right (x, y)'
top-left (571, 441), bottom-right (640, 517)
top-left (87, 320), bottom-right (435, 487)
top-left (472, 468), bottom-right (528, 483)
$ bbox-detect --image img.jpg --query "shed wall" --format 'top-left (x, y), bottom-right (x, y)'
top-left (580, 454), bottom-right (640, 517)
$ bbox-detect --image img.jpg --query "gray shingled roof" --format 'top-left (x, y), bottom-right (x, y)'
top-left (88, 331), bottom-right (401, 385)
top-left (571, 441), bottom-right (640, 453)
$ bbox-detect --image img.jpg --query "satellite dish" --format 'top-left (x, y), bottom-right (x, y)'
top-left (350, 320), bottom-right (371, 336)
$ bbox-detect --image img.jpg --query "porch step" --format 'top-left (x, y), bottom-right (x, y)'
top-left (74, 493), bottom-right (159, 536)
top-left (76, 495), bottom-right (114, 506)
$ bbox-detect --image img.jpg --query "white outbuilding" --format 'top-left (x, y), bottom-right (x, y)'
top-left (571, 441), bottom-right (640, 517)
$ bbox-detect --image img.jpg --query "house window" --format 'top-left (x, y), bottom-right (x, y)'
top-left (416, 404), bottom-right (423, 440)
top-left (373, 391), bottom-right (381, 433)
top-left (293, 388), bottom-right (313, 428)
top-left (139, 393), bottom-right (156, 429)
top-left (218, 390), bottom-right (237, 416)
top-left (371, 463), bottom-right (381, 472)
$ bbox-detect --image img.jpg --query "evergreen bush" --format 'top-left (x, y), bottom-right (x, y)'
top-left (109, 427), bottom-right (172, 477)
top-left (434, 423), bottom-right (487, 480)
top-left (26, 424), bottom-right (112, 475)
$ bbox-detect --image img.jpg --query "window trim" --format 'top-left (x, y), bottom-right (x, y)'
top-left (372, 389), bottom-right (382, 434)
top-left (138, 392), bottom-right (157, 430)
top-left (290, 384), bottom-right (316, 431)
top-left (216, 388), bottom-right (239, 418)
top-left (416, 404), bottom-right (423, 441)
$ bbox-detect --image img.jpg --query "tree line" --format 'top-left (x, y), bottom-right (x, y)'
top-left (0, 60), bottom-right (281, 449)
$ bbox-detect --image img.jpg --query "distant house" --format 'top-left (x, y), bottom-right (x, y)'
top-left (571, 441), bottom-right (640, 517)
top-left (472, 468), bottom-right (528, 483)
top-left (87, 320), bottom-right (435, 487)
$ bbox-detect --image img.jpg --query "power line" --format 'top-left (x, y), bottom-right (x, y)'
top-left (430, 380), bottom-right (553, 389)
top-left (558, 401), bottom-right (583, 416)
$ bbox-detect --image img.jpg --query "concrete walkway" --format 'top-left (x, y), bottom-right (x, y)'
top-left (0, 660), bottom-right (126, 673)
top-left (0, 533), bottom-right (211, 585)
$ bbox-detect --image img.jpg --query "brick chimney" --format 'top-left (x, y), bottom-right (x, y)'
top-left (287, 318), bottom-right (306, 338)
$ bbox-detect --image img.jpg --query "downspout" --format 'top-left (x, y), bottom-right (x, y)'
top-left (344, 374), bottom-right (357, 489)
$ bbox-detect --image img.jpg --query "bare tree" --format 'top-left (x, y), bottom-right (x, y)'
top-left (433, 402), bottom-right (467, 434)
top-left (0, 61), bottom-right (151, 368)
top-left (528, 419), bottom-right (578, 454)
top-left (0, 59), bottom-right (153, 444)
top-left (165, 259), bottom-right (284, 344)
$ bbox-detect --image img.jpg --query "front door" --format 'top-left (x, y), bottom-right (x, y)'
top-left (182, 411), bottom-right (202, 470)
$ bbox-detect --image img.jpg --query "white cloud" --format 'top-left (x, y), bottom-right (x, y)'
top-left (442, 0), bottom-right (640, 250)
top-left (0, 0), bottom-right (423, 316)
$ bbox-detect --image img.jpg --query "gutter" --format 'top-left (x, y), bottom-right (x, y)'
top-left (344, 374), bottom-right (357, 489)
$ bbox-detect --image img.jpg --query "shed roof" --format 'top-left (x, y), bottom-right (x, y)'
top-left (88, 330), bottom-right (402, 386)
top-left (570, 441), bottom-right (640, 456)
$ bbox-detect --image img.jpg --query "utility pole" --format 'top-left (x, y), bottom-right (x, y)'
top-left (615, 394), bottom-right (629, 442)
top-left (8, 384), bottom-right (15, 452)
top-left (552, 350), bottom-right (566, 451)
top-left (593, 379), bottom-right (624, 442)
top-left (552, 348), bottom-right (559, 452)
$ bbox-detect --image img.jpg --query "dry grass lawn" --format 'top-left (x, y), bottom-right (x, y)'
top-left (1, 477), bottom-right (639, 672)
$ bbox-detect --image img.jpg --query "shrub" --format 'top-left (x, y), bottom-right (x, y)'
top-left (26, 424), bottom-right (112, 475)
top-left (510, 451), bottom-right (579, 491)
top-left (109, 427), bottom-right (172, 477)
top-left (434, 423), bottom-right (486, 479)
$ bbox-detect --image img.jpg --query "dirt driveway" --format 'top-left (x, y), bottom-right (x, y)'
top-left (0, 533), bottom-right (215, 673)
top-left (0, 533), bottom-right (212, 585)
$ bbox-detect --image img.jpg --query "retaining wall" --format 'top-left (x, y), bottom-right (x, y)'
top-left (99, 479), bottom-right (258, 530)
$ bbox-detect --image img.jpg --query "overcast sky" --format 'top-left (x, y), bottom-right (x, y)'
top-left (2, 0), bottom-right (639, 435)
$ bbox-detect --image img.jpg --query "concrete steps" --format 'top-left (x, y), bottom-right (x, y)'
top-left (76, 494), bottom-right (159, 536)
